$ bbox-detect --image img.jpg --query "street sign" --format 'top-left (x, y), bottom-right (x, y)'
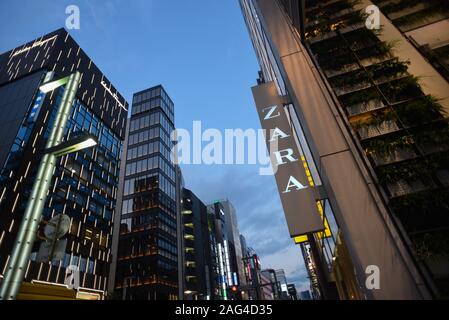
top-left (36, 238), bottom-right (67, 263)
top-left (44, 214), bottom-right (70, 239)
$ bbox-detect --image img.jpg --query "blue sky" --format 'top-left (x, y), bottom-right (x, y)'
top-left (0, 0), bottom-right (309, 292)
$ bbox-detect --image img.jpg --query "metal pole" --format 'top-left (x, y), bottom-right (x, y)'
top-left (0, 72), bottom-right (81, 300)
top-left (48, 214), bottom-right (63, 262)
top-left (308, 235), bottom-right (339, 300)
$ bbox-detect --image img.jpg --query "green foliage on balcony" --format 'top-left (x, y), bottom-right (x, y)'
top-left (365, 135), bottom-right (413, 158)
top-left (372, 0), bottom-right (423, 15)
top-left (365, 123), bottom-right (449, 161)
top-left (379, 76), bottom-right (422, 102)
top-left (330, 58), bottom-right (409, 89)
top-left (395, 95), bottom-right (445, 126)
top-left (412, 230), bottom-right (449, 261)
top-left (312, 27), bottom-right (379, 56)
top-left (413, 126), bottom-right (449, 151)
top-left (354, 95), bottom-right (444, 135)
top-left (340, 88), bottom-right (380, 106)
top-left (308, 0), bottom-right (449, 272)
top-left (398, 6), bottom-right (449, 30)
top-left (307, 0), bottom-right (360, 20)
top-left (376, 158), bottom-right (431, 184)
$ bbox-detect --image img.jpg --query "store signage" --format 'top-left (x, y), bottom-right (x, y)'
top-left (101, 80), bottom-right (128, 111)
top-left (251, 81), bottom-right (324, 237)
top-left (12, 35), bottom-right (58, 57)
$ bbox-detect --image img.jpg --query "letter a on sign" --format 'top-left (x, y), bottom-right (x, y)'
top-left (283, 176), bottom-right (307, 193)
top-left (270, 127), bottom-right (289, 141)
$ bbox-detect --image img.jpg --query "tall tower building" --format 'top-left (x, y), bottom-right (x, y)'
top-left (181, 188), bottom-right (214, 300)
top-left (274, 269), bottom-right (289, 300)
top-left (113, 85), bottom-right (179, 300)
top-left (240, 0), bottom-right (449, 299)
top-left (0, 28), bottom-right (127, 299)
top-left (219, 200), bottom-right (246, 293)
top-left (207, 200), bottom-right (246, 300)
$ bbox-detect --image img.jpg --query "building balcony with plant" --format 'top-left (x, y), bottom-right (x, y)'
top-left (305, 0), bottom-right (449, 297)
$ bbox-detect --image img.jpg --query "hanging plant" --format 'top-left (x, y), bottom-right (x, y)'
top-left (330, 68), bottom-right (370, 87)
top-left (376, 158), bottom-right (433, 184)
top-left (364, 134), bottom-right (414, 158)
top-left (395, 95), bottom-right (446, 126)
top-left (343, 9), bottom-right (366, 26)
top-left (321, 54), bottom-right (357, 70)
top-left (414, 126), bottom-right (449, 147)
top-left (390, 186), bottom-right (449, 215)
top-left (394, 3), bottom-right (449, 28)
top-left (330, 58), bottom-right (408, 88)
top-left (377, 0), bottom-right (424, 15)
top-left (412, 231), bottom-right (449, 261)
top-left (370, 59), bottom-right (410, 80)
top-left (340, 87), bottom-right (381, 107)
top-left (355, 109), bottom-right (396, 130)
top-left (380, 76), bottom-right (422, 103)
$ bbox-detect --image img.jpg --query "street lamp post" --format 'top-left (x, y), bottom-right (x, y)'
top-left (0, 71), bottom-right (97, 300)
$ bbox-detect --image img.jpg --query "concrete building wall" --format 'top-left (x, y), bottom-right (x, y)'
top-left (245, 0), bottom-right (432, 299)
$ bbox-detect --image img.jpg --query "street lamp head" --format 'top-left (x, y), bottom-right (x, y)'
top-left (45, 133), bottom-right (98, 157)
top-left (77, 137), bottom-right (97, 150)
top-left (39, 76), bottom-right (70, 93)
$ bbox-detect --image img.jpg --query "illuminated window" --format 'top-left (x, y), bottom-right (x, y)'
top-left (184, 234), bottom-right (194, 240)
top-left (84, 228), bottom-right (93, 241)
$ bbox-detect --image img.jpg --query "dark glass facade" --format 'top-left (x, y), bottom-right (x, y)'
top-left (181, 188), bottom-right (214, 300)
top-left (207, 201), bottom-right (244, 300)
top-left (0, 29), bottom-right (127, 297)
top-left (114, 85), bottom-right (179, 300)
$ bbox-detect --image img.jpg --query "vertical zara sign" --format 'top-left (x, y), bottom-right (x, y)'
top-left (251, 81), bottom-right (324, 237)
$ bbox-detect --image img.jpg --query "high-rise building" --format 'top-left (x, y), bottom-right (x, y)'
top-left (300, 290), bottom-right (312, 300)
top-left (260, 269), bottom-right (282, 300)
top-left (240, 234), bottom-right (248, 258)
top-left (211, 200), bottom-right (246, 294)
top-left (175, 165), bottom-right (184, 299)
top-left (259, 273), bottom-right (274, 300)
top-left (207, 201), bottom-right (246, 300)
top-left (242, 248), bottom-right (264, 300)
top-left (287, 283), bottom-right (298, 300)
top-left (207, 201), bottom-right (232, 300)
top-left (275, 269), bottom-right (289, 299)
top-left (0, 28), bottom-right (127, 299)
top-left (240, 0), bottom-right (449, 299)
top-left (112, 85), bottom-right (178, 300)
top-left (181, 188), bottom-right (215, 300)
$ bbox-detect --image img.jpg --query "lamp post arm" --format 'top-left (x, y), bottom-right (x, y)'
top-left (0, 71), bottom-right (81, 300)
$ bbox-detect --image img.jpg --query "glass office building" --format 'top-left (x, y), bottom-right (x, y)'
top-left (113, 85), bottom-right (179, 300)
top-left (240, 0), bottom-right (449, 299)
top-left (0, 29), bottom-right (127, 298)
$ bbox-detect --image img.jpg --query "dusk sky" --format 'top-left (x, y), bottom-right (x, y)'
top-left (0, 0), bottom-right (309, 291)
